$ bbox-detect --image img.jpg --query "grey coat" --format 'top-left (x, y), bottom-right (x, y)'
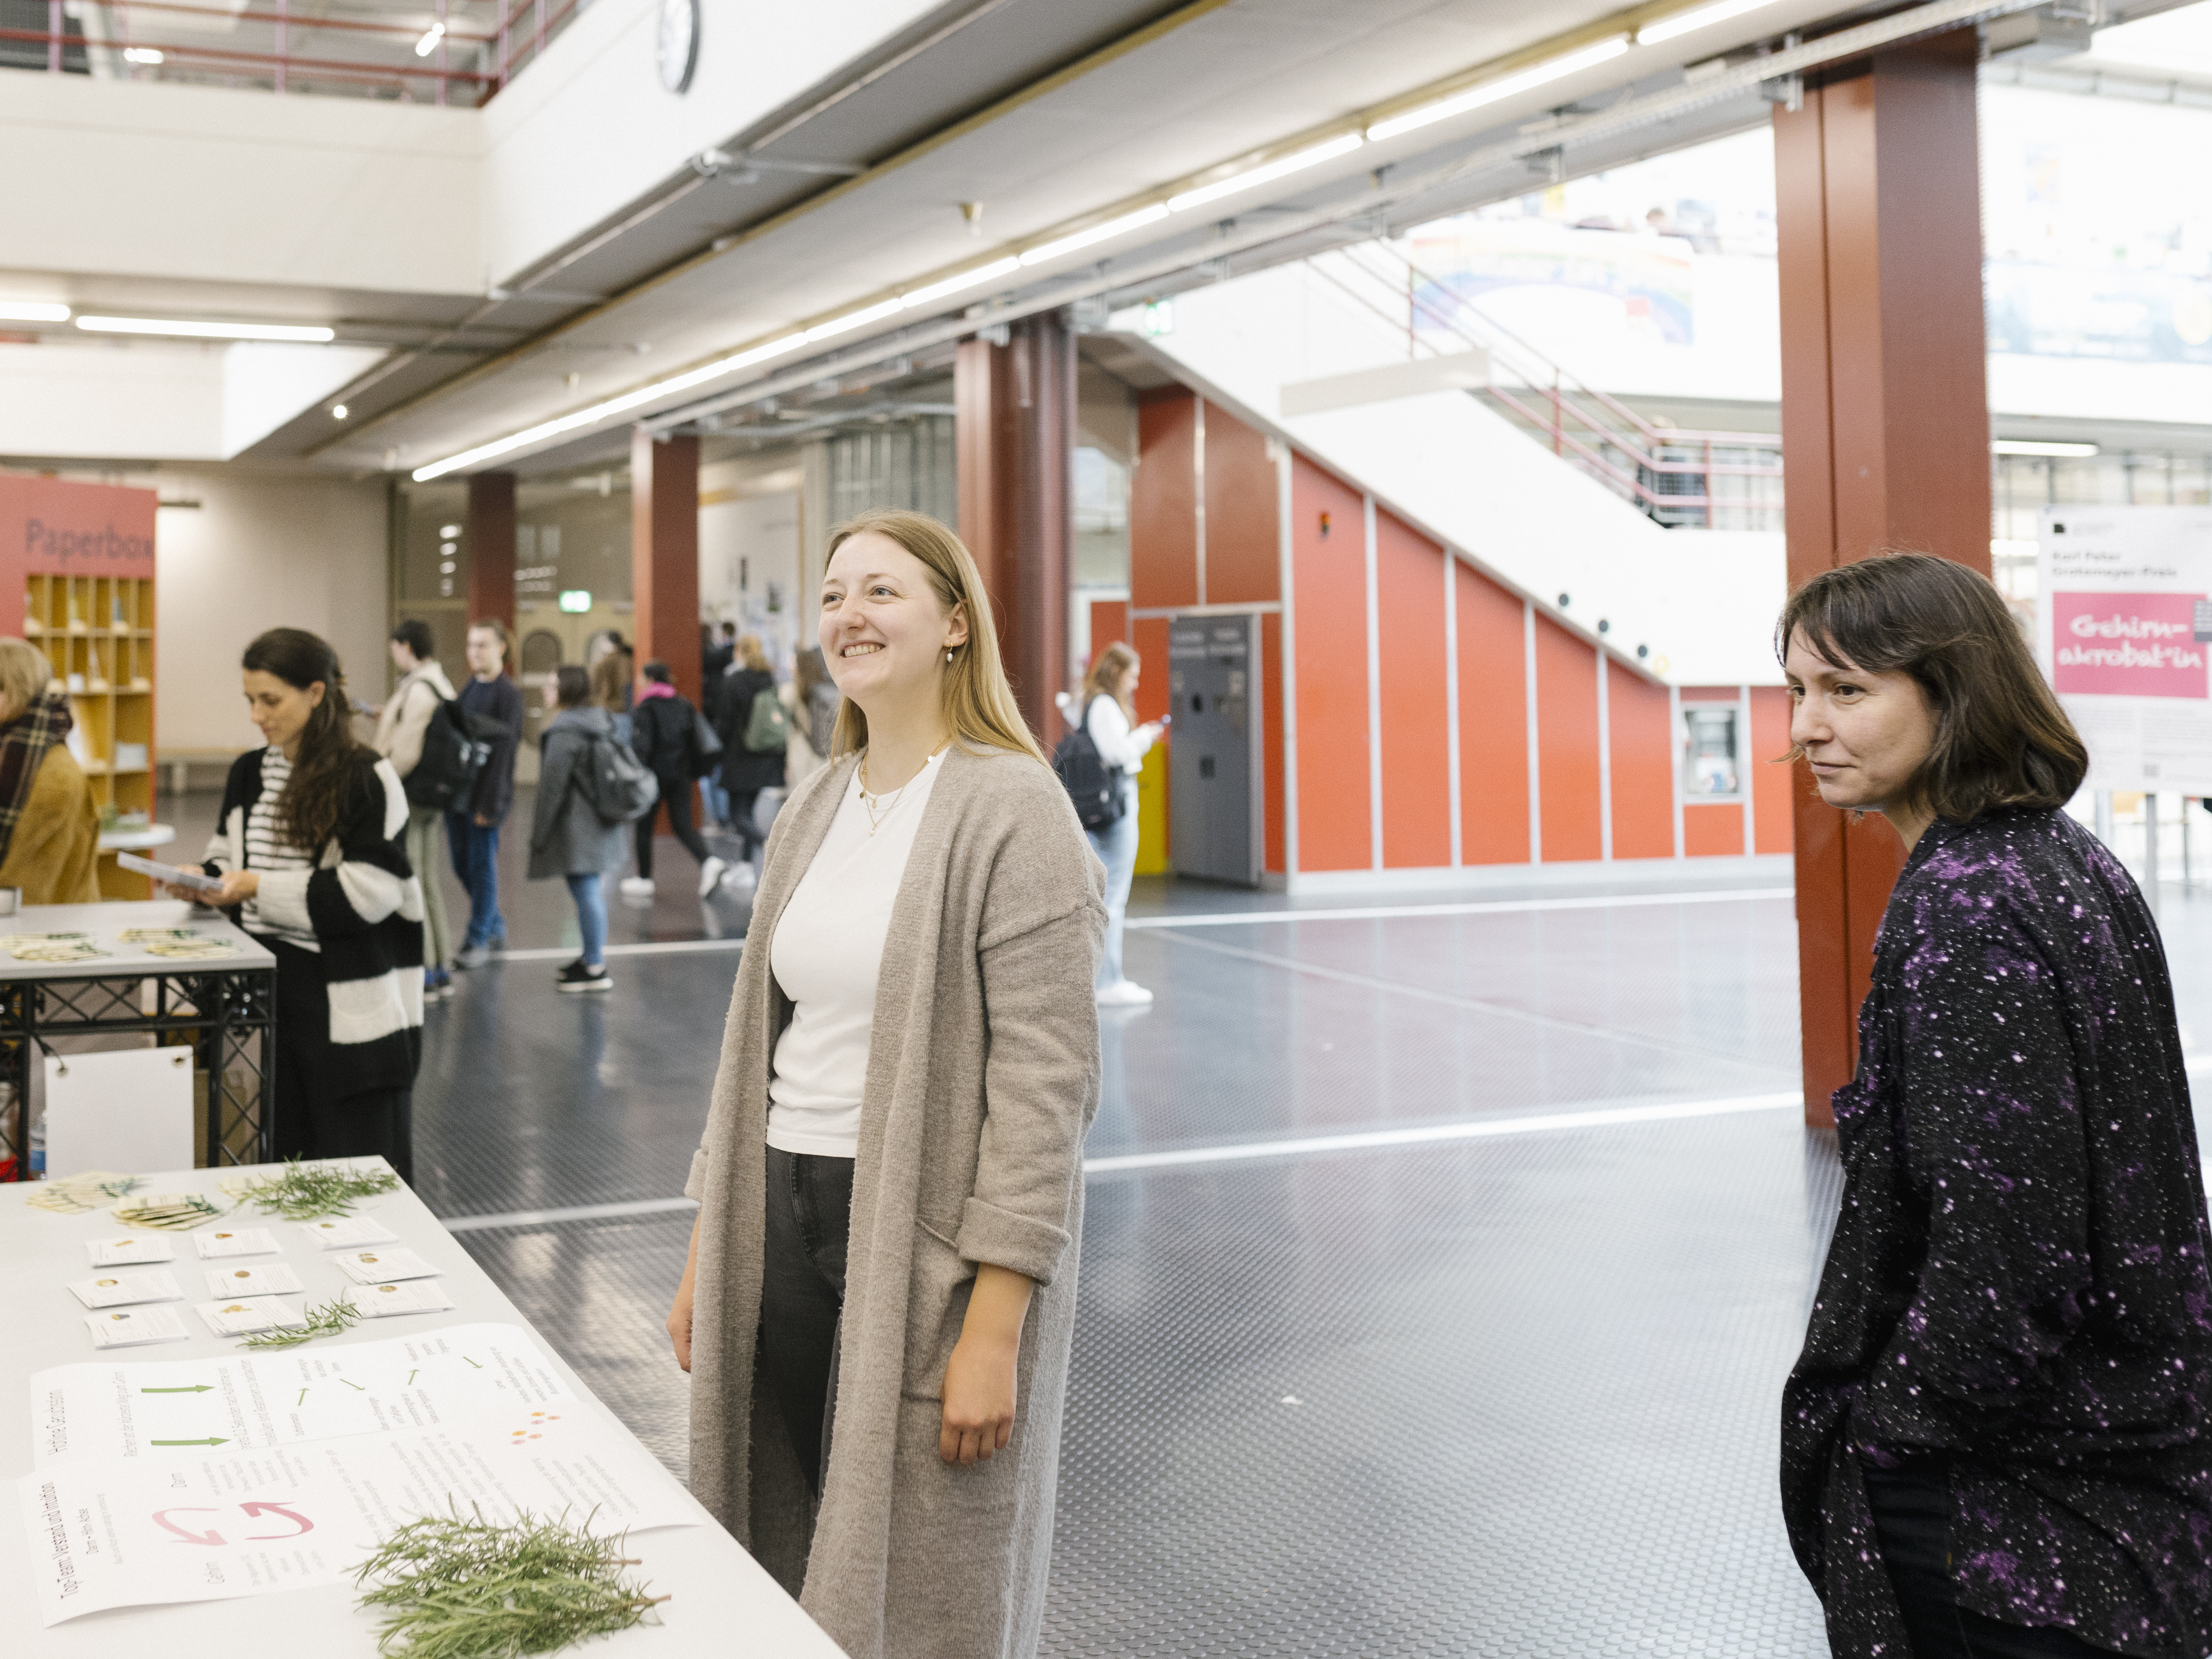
top-left (684, 744), bottom-right (1105, 1659)
top-left (527, 706), bottom-right (630, 879)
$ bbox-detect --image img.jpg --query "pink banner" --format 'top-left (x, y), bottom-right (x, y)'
top-left (2052, 591), bottom-right (2207, 699)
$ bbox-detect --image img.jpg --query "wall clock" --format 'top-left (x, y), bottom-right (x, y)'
top-left (658, 0), bottom-right (698, 94)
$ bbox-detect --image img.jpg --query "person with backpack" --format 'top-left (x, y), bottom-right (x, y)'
top-left (621, 658), bottom-right (730, 899)
top-left (1071, 642), bottom-right (1163, 1007)
top-left (448, 619), bottom-right (525, 970)
top-left (528, 664), bottom-right (652, 993)
top-left (713, 633), bottom-right (786, 864)
top-left (374, 619), bottom-right (458, 1003)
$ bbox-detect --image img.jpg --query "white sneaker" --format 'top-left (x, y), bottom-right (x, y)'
top-left (1095, 980), bottom-right (1154, 1007)
top-left (698, 856), bottom-right (727, 897)
top-left (618, 876), bottom-right (655, 899)
top-left (720, 858), bottom-right (757, 890)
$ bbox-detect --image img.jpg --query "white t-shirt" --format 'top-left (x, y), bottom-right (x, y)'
top-left (1085, 695), bottom-right (1153, 775)
top-left (765, 749), bottom-right (948, 1158)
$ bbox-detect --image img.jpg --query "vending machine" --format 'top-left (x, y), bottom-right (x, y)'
top-left (1166, 612), bottom-right (1263, 886)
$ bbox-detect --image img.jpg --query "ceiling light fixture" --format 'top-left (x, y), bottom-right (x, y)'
top-left (0, 301), bottom-right (70, 324)
top-left (1366, 35), bottom-right (1631, 141)
top-left (122, 46), bottom-right (163, 63)
top-left (332, 404), bottom-right (350, 419)
top-left (1635, 0), bottom-right (1785, 47)
top-left (804, 297), bottom-right (906, 344)
top-left (900, 257), bottom-right (1021, 309)
top-left (76, 315), bottom-right (337, 342)
top-left (1167, 133), bottom-right (1367, 213)
top-left (1017, 204), bottom-right (1171, 268)
top-left (413, 22), bottom-right (444, 56)
top-left (1993, 439), bottom-right (2099, 457)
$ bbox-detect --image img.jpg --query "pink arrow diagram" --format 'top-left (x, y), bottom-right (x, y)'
top-left (153, 1508), bottom-right (225, 1545)
top-left (239, 1502), bottom-right (313, 1539)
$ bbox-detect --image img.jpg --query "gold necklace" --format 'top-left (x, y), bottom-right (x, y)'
top-left (857, 743), bottom-right (948, 836)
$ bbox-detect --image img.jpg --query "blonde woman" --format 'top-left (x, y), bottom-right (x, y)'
top-left (666, 509), bottom-right (1103, 1659)
top-left (1078, 642), bottom-right (1164, 1006)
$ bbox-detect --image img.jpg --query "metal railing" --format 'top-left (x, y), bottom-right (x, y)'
top-left (1302, 240), bottom-right (1785, 532)
top-left (0, 0), bottom-right (582, 103)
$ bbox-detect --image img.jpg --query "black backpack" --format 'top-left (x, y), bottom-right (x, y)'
top-left (1052, 700), bottom-right (1126, 832)
top-left (403, 694), bottom-right (505, 812)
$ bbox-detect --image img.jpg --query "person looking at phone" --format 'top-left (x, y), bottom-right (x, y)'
top-left (1078, 642), bottom-right (1164, 1007)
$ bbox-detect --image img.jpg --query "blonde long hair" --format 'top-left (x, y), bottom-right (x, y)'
top-left (1081, 641), bottom-right (1138, 722)
top-left (825, 509), bottom-right (1045, 765)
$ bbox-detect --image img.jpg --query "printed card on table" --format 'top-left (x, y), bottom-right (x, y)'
top-left (299, 1215), bottom-right (399, 1250)
top-left (202, 1262), bottom-right (304, 1299)
top-left (193, 1226), bottom-right (280, 1260)
top-left (196, 1297), bottom-right (307, 1338)
top-left (349, 1279), bottom-right (456, 1319)
top-left (85, 1235), bottom-right (174, 1267)
top-left (67, 1271), bottom-right (183, 1310)
top-left (83, 1306), bottom-right (190, 1348)
top-left (331, 1247), bottom-right (440, 1286)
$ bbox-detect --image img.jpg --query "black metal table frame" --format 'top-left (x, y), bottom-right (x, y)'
top-left (0, 964), bottom-right (276, 1179)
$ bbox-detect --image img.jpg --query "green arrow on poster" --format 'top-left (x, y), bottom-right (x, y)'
top-left (140, 1385), bottom-right (213, 1394)
top-left (150, 1437), bottom-right (229, 1447)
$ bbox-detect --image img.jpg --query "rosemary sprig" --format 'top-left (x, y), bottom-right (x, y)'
top-left (352, 1507), bottom-right (668, 1659)
top-left (238, 1293), bottom-right (362, 1350)
top-left (239, 1156), bottom-right (402, 1221)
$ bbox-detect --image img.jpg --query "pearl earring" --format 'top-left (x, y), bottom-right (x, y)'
top-left (946, 648), bottom-right (954, 664)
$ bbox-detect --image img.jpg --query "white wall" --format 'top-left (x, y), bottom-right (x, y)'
top-left (146, 469), bottom-right (389, 752)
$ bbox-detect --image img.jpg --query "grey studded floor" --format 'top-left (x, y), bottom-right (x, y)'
top-left (165, 784), bottom-right (2212, 1654)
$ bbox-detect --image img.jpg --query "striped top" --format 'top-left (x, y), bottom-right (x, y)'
top-left (238, 746), bottom-right (318, 951)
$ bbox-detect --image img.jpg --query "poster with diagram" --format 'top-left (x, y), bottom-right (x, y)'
top-left (2036, 506), bottom-right (2212, 793)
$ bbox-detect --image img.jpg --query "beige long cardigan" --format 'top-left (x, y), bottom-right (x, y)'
top-left (684, 743), bottom-right (1105, 1659)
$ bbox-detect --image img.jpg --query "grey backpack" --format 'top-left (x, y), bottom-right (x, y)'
top-left (582, 732), bottom-right (660, 824)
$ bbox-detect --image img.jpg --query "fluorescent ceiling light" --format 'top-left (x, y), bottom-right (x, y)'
top-left (0, 301), bottom-right (69, 324)
top-left (1167, 133), bottom-right (1366, 214)
top-left (1636, 0), bottom-right (1784, 47)
top-left (804, 297), bottom-right (906, 343)
top-left (1367, 36), bottom-right (1631, 142)
top-left (1018, 204), bottom-right (1171, 268)
top-left (122, 46), bottom-right (163, 63)
top-left (1993, 439), bottom-right (2099, 457)
top-left (76, 315), bottom-right (336, 342)
top-left (414, 22), bottom-right (444, 56)
top-left (901, 257), bottom-right (1021, 309)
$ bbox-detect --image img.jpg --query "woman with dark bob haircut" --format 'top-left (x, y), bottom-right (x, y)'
top-left (1779, 553), bottom-right (2212, 1659)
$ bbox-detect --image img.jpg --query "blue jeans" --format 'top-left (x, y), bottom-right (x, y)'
top-left (702, 777), bottom-right (730, 827)
top-left (446, 814), bottom-right (504, 949)
top-left (1085, 784), bottom-right (1139, 988)
top-left (564, 872), bottom-right (606, 967)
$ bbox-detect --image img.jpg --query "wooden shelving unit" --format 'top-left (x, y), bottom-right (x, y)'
top-left (24, 573), bottom-right (157, 896)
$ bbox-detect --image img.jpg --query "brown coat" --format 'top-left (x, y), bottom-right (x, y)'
top-left (0, 746), bottom-right (101, 904)
top-left (684, 744), bottom-right (1104, 1659)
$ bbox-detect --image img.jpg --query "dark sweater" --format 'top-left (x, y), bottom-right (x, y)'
top-left (1783, 808), bottom-right (2212, 1659)
top-left (457, 673), bottom-right (525, 824)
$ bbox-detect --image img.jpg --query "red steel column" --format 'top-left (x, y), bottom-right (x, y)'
top-left (630, 429), bottom-right (702, 707)
top-left (465, 471), bottom-right (516, 633)
top-left (955, 313), bottom-right (1073, 743)
top-left (1776, 31), bottom-right (1993, 1127)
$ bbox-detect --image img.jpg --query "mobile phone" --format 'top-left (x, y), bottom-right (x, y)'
top-left (1159, 714), bottom-right (1172, 727)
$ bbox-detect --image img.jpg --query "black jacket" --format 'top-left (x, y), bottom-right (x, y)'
top-left (629, 691), bottom-right (698, 779)
top-left (457, 673), bottom-right (525, 824)
top-left (713, 667), bottom-right (784, 792)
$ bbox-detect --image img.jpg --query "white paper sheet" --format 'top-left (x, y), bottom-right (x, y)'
top-left (20, 1403), bottom-right (699, 1624)
top-left (331, 1247), bottom-right (440, 1285)
top-left (31, 1321), bottom-right (572, 1466)
top-left (349, 1280), bottom-right (456, 1318)
top-left (298, 1216), bottom-right (399, 1250)
top-left (196, 1297), bottom-right (307, 1337)
top-left (203, 1262), bottom-right (304, 1298)
top-left (81, 1307), bottom-right (190, 1349)
top-left (67, 1271), bottom-right (184, 1310)
top-left (194, 1227), bottom-right (281, 1259)
top-left (85, 1236), bottom-right (174, 1267)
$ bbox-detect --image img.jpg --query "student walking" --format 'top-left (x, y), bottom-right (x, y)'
top-left (622, 659), bottom-right (728, 899)
top-left (374, 620), bottom-right (457, 1001)
top-left (527, 665), bottom-right (636, 993)
top-left (1076, 642), bottom-right (1163, 1007)
top-left (666, 509), bottom-right (1104, 1659)
top-left (712, 633), bottom-right (784, 863)
top-left (449, 619), bottom-right (524, 968)
top-left (1778, 554), bottom-right (2212, 1659)
top-left (192, 629), bottom-right (423, 1180)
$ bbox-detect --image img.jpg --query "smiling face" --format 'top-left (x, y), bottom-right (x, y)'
top-left (1784, 629), bottom-right (1938, 817)
top-left (818, 531), bottom-right (968, 718)
top-left (243, 668), bottom-right (324, 753)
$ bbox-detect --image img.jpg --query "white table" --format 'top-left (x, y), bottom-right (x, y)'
top-left (0, 1159), bottom-right (844, 1657)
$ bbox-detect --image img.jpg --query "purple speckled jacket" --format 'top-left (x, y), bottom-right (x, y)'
top-left (1782, 807), bottom-right (2212, 1659)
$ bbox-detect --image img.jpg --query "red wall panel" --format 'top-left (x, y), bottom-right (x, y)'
top-left (1262, 611), bottom-right (1287, 874)
top-left (1203, 402), bottom-right (1279, 604)
top-left (1608, 661), bottom-right (1675, 860)
top-left (1131, 616), bottom-right (1171, 725)
top-left (1750, 685), bottom-right (1795, 854)
top-left (1374, 510), bottom-right (1451, 869)
top-left (1684, 802), bottom-right (1746, 857)
top-left (1533, 616), bottom-right (1602, 862)
top-left (1455, 564), bottom-right (1528, 865)
top-left (1133, 390), bottom-right (1197, 610)
top-left (1087, 599), bottom-right (1129, 675)
top-left (1290, 458), bottom-right (1370, 871)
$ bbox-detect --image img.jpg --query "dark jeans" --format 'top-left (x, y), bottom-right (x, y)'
top-left (445, 813), bottom-right (504, 949)
top-left (726, 788), bottom-right (764, 859)
top-left (1867, 1463), bottom-right (2117, 1659)
top-left (760, 1145), bottom-right (854, 1497)
top-left (635, 775), bottom-right (710, 877)
top-left (263, 935), bottom-right (413, 1184)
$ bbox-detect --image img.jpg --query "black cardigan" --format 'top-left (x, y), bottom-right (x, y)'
top-left (204, 747), bottom-right (425, 1096)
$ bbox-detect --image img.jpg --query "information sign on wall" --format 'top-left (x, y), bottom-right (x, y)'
top-left (2036, 506), bottom-right (2212, 792)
